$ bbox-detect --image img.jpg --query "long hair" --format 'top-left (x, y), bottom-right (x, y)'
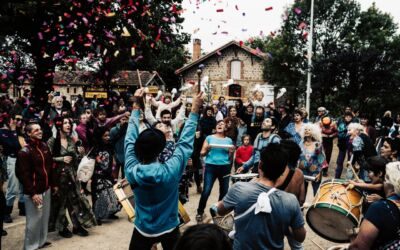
top-left (52, 117), bottom-right (73, 157)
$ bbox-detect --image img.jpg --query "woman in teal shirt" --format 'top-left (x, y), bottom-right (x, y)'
top-left (196, 120), bottom-right (234, 222)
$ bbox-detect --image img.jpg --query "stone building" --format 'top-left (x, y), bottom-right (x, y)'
top-left (175, 39), bottom-right (273, 103)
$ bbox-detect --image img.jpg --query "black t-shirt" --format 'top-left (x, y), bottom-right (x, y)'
top-left (364, 199), bottom-right (400, 248)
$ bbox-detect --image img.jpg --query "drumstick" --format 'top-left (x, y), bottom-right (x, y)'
top-left (309, 238), bottom-right (324, 250)
top-left (347, 154), bottom-right (360, 182)
top-left (223, 174), bottom-right (232, 178)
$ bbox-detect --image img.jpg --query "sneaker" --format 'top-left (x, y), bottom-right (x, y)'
top-left (59, 228), bottom-right (73, 238)
top-left (3, 214), bottom-right (12, 223)
top-left (73, 227), bottom-right (89, 237)
top-left (196, 214), bottom-right (204, 224)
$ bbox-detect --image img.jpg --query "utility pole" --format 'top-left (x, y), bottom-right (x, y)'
top-left (306, 0), bottom-right (315, 115)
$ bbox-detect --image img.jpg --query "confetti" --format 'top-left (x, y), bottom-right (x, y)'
top-left (121, 26), bottom-right (131, 37)
top-left (302, 32), bottom-right (308, 39)
top-left (38, 32), bottom-right (43, 40)
top-left (221, 31), bottom-right (228, 34)
top-left (106, 12), bottom-right (116, 17)
top-left (239, 41), bottom-right (243, 47)
top-left (265, 7), bottom-right (273, 11)
top-left (216, 50), bottom-right (221, 56)
top-left (235, 5), bottom-right (239, 10)
top-left (298, 22), bottom-right (307, 30)
top-left (216, 9), bottom-right (224, 12)
top-left (131, 47), bottom-right (135, 56)
top-left (294, 7), bottom-right (302, 15)
top-left (114, 50), bottom-right (119, 57)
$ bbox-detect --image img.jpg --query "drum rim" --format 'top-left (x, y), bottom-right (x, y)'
top-left (320, 179), bottom-right (363, 194)
top-left (311, 203), bottom-right (359, 226)
top-left (306, 206), bottom-right (357, 243)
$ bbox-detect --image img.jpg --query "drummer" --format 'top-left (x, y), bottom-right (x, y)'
top-left (348, 161), bottom-right (400, 249)
top-left (196, 120), bottom-right (235, 223)
top-left (236, 118), bottom-right (280, 174)
top-left (346, 156), bottom-right (386, 200)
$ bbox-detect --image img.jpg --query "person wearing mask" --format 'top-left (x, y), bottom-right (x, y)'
top-left (237, 118), bottom-right (280, 173)
top-left (212, 143), bottom-right (306, 250)
top-left (196, 120), bottom-right (234, 223)
top-left (16, 123), bottom-right (58, 250)
top-left (124, 89), bottom-right (203, 250)
top-left (47, 117), bottom-right (96, 238)
top-left (0, 114), bottom-right (26, 223)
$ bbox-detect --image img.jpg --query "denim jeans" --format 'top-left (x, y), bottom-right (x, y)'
top-left (197, 164), bottom-right (231, 215)
top-left (6, 157), bottom-right (24, 206)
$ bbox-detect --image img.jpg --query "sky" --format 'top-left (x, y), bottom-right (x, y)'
top-left (180, 0), bottom-right (400, 53)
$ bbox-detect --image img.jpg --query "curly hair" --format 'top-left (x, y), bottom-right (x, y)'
top-left (300, 123), bottom-right (322, 142)
top-left (385, 161), bottom-right (400, 195)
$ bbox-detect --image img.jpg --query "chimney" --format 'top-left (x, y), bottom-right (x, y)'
top-left (192, 39), bottom-right (201, 61)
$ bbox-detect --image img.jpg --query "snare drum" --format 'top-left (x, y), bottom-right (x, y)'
top-left (231, 173), bottom-right (258, 184)
top-left (306, 179), bottom-right (363, 243)
top-left (114, 179), bottom-right (190, 226)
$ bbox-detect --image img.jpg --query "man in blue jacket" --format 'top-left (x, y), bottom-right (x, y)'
top-left (125, 88), bottom-right (203, 250)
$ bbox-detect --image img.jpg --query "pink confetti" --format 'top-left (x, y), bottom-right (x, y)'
top-left (216, 50), bottom-right (221, 56)
top-left (298, 22), bottom-right (307, 30)
top-left (216, 9), bottom-right (224, 12)
top-left (265, 7), bottom-right (273, 11)
top-left (294, 7), bottom-right (302, 15)
top-left (38, 32), bottom-right (43, 40)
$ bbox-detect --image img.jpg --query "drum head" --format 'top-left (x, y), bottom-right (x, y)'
top-left (306, 206), bottom-right (356, 243)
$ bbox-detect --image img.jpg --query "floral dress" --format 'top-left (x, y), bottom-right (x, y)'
top-left (299, 141), bottom-right (328, 195)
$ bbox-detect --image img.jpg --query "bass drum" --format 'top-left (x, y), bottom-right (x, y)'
top-left (306, 179), bottom-right (363, 243)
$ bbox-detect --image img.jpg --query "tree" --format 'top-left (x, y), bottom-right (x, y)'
top-left (257, 0), bottom-right (400, 116)
top-left (0, 0), bottom-right (190, 104)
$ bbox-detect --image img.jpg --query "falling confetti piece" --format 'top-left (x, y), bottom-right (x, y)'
top-left (38, 32), bottom-right (43, 40)
top-left (241, 28), bottom-right (247, 32)
top-left (265, 7), bottom-right (273, 11)
top-left (239, 41), bottom-right (243, 47)
top-left (294, 7), bottom-right (302, 15)
top-left (221, 31), bottom-right (228, 34)
top-left (106, 12), bottom-right (116, 17)
top-left (114, 50), bottom-right (119, 57)
top-left (122, 26), bottom-right (131, 37)
top-left (131, 47), bottom-right (135, 56)
top-left (216, 50), bottom-right (222, 56)
top-left (235, 5), bottom-right (239, 10)
top-left (242, 12), bottom-right (246, 16)
top-left (302, 32), bottom-right (309, 39)
top-left (216, 9), bottom-right (224, 12)
top-left (298, 22), bottom-right (307, 29)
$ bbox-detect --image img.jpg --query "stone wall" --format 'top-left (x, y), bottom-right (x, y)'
top-left (180, 47), bottom-right (267, 100)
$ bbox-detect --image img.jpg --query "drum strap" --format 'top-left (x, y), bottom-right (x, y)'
top-left (277, 169), bottom-right (295, 191)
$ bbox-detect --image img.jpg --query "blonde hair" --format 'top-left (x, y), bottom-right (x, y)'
top-left (348, 123), bottom-right (364, 134)
top-left (384, 110), bottom-right (392, 118)
top-left (300, 123), bottom-right (322, 142)
top-left (385, 161), bottom-right (400, 195)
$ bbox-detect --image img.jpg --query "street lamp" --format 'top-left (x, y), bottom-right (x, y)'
top-left (306, 0), bottom-right (315, 116)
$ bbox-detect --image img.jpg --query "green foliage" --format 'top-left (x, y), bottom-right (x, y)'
top-left (256, 0), bottom-right (400, 117)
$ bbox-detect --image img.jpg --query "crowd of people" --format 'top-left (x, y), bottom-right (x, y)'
top-left (0, 87), bottom-right (399, 250)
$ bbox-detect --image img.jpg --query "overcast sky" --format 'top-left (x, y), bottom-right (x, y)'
top-left (181, 0), bottom-right (400, 53)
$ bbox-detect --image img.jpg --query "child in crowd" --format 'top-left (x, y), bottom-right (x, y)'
top-left (234, 134), bottom-right (253, 171)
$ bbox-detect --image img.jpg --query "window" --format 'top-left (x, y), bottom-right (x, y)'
top-left (230, 60), bottom-right (241, 80)
top-left (74, 88), bottom-right (77, 94)
top-left (67, 87), bottom-right (70, 94)
top-left (229, 84), bottom-right (242, 97)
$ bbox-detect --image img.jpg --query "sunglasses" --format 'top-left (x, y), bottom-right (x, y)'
top-left (15, 118), bottom-right (23, 121)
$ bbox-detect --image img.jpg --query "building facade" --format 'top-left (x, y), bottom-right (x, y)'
top-left (176, 39), bottom-right (273, 103)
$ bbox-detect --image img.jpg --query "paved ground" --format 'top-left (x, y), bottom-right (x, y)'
top-left (2, 142), bottom-right (350, 250)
